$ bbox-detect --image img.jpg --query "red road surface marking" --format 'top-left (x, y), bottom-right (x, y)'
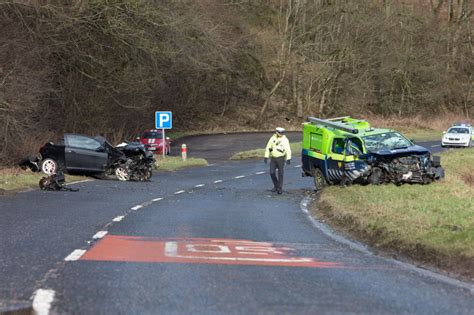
top-left (81, 236), bottom-right (343, 268)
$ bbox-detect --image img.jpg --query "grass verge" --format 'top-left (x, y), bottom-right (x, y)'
top-left (230, 142), bottom-right (302, 160)
top-left (0, 168), bottom-right (86, 192)
top-left (397, 128), bottom-right (442, 142)
top-left (155, 156), bottom-right (208, 171)
top-left (313, 148), bottom-right (474, 279)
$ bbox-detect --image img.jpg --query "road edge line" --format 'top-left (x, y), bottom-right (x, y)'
top-left (299, 196), bottom-right (474, 293)
top-left (65, 178), bottom-right (94, 186)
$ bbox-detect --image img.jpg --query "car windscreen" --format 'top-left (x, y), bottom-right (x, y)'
top-left (142, 131), bottom-right (163, 139)
top-left (447, 127), bottom-right (469, 134)
top-left (363, 132), bottom-right (412, 152)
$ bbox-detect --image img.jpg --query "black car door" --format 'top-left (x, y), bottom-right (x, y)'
top-left (64, 134), bottom-right (108, 172)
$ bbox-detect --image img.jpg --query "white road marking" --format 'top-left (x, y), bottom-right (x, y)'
top-left (93, 231), bottom-right (108, 239)
top-left (152, 197), bottom-right (163, 202)
top-left (255, 171), bottom-right (265, 175)
top-left (64, 249), bottom-right (86, 261)
top-left (235, 175), bottom-right (245, 179)
top-left (175, 190), bottom-right (185, 194)
top-left (294, 165), bottom-right (302, 168)
top-left (32, 289), bottom-right (55, 315)
top-left (131, 205), bottom-right (143, 211)
top-left (65, 179), bottom-right (94, 186)
top-left (431, 145), bottom-right (441, 147)
top-left (213, 180), bottom-right (223, 183)
top-left (195, 184), bottom-right (205, 188)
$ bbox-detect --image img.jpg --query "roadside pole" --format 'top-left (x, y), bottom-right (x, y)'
top-left (162, 128), bottom-right (165, 158)
top-left (155, 111), bottom-right (172, 160)
top-left (181, 144), bottom-right (187, 161)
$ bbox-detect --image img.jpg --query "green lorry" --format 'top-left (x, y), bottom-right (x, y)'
top-left (301, 117), bottom-right (444, 190)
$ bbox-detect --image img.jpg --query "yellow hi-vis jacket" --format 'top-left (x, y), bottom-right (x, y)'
top-left (264, 134), bottom-right (292, 160)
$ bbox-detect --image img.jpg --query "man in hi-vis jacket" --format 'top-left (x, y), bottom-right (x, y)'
top-left (264, 127), bottom-right (292, 194)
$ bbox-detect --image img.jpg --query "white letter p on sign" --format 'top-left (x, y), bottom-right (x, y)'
top-left (160, 113), bottom-right (170, 126)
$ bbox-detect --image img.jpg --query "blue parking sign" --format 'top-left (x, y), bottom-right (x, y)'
top-left (155, 111), bottom-right (172, 129)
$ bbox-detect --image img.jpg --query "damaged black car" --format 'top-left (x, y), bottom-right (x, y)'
top-left (19, 134), bottom-right (155, 181)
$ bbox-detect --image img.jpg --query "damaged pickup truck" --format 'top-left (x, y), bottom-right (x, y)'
top-left (302, 117), bottom-right (445, 191)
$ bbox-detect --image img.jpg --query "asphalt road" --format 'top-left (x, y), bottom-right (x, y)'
top-left (1, 135), bottom-right (471, 314)
top-left (172, 132), bottom-right (303, 162)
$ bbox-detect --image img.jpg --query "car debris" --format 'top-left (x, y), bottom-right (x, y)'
top-left (19, 134), bottom-right (155, 182)
top-left (39, 171), bottom-right (79, 192)
top-left (113, 141), bottom-right (155, 181)
top-left (301, 116), bottom-right (445, 190)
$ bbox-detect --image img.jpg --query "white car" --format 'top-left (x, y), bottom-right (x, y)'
top-left (441, 124), bottom-right (473, 147)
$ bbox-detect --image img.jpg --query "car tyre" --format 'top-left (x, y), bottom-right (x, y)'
top-left (41, 158), bottom-right (58, 176)
top-left (312, 167), bottom-right (326, 192)
top-left (368, 167), bottom-right (383, 185)
top-left (144, 166), bottom-right (153, 181)
top-left (435, 166), bottom-right (445, 181)
top-left (115, 165), bottom-right (130, 181)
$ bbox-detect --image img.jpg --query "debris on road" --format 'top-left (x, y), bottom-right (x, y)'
top-left (39, 171), bottom-right (79, 192)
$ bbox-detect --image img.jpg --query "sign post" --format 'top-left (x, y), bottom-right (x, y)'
top-left (155, 111), bottom-right (172, 158)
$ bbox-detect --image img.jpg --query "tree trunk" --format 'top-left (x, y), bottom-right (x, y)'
top-left (259, 73), bottom-right (285, 118)
top-left (220, 75), bottom-right (229, 117)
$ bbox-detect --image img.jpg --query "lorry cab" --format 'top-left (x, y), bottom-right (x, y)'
top-left (302, 117), bottom-right (370, 189)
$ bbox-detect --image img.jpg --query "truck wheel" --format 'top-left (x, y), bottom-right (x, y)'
top-left (312, 168), bottom-right (326, 192)
top-left (41, 158), bottom-right (58, 176)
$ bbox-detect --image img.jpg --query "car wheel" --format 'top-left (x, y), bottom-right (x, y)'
top-left (368, 167), bottom-right (383, 185)
top-left (145, 166), bottom-right (153, 180)
top-left (312, 167), bottom-right (326, 192)
top-left (434, 166), bottom-right (445, 181)
top-left (115, 165), bottom-right (130, 181)
top-left (41, 158), bottom-right (58, 175)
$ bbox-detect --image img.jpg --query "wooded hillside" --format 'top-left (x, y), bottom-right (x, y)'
top-left (0, 0), bottom-right (472, 164)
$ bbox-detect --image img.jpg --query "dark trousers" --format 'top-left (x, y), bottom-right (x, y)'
top-left (270, 157), bottom-right (285, 190)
